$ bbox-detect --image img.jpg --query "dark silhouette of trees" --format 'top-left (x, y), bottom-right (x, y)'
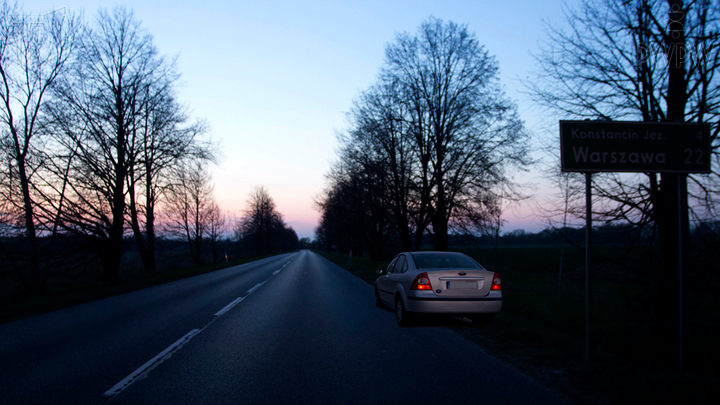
top-left (125, 77), bottom-right (209, 274)
top-left (207, 200), bottom-right (226, 263)
top-left (383, 17), bottom-right (529, 250)
top-left (0, 4), bottom-right (216, 288)
top-left (343, 80), bottom-right (418, 252)
top-left (0, 1), bottom-right (80, 293)
top-left (317, 158), bottom-right (390, 260)
top-left (43, 6), bottom-right (212, 281)
top-left (163, 160), bottom-right (216, 265)
top-left (239, 186), bottom-right (298, 255)
top-left (318, 17), bottom-right (529, 255)
top-left (278, 226), bottom-right (299, 254)
top-left (527, 0), bottom-right (720, 300)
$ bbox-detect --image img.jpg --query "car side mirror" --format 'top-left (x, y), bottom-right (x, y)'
top-left (376, 269), bottom-right (385, 275)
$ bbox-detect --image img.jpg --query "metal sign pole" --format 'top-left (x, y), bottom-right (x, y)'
top-left (559, 120), bottom-right (710, 369)
top-left (678, 174), bottom-right (688, 372)
top-left (585, 172), bottom-right (592, 365)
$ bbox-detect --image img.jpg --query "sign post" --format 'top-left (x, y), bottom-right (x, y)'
top-left (559, 120), bottom-right (711, 366)
top-left (678, 174), bottom-right (688, 371)
top-left (585, 172), bottom-right (592, 365)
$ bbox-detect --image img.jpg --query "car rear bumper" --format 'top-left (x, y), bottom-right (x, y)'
top-left (405, 291), bottom-right (502, 314)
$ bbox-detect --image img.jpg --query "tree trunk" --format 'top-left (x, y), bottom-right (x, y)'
top-left (433, 220), bottom-right (449, 250)
top-left (102, 106), bottom-right (128, 282)
top-left (145, 198), bottom-right (157, 272)
top-left (192, 232), bottom-right (203, 265)
top-left (398, 220), bottom-right (412, 252)
top-left (433, 171), bottom-right (449, 250)
top-left (652, 0), bottom-right (686, 347)
top-left (659, 0), bottom-right (686, 292)
top-left (212, 236), bottom-right (218, 263)
top-left (16, 156), bottom-right (42, 294)
top-left (103, 180), bottom-right (125, 282)
top-left (432, 200), bottom-right (450, 251)
top-left (129, 196), bottom-right (158, 274)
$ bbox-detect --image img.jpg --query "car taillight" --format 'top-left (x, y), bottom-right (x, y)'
top-left (491, 273), bottom-right (501, 290)
top-left (411, 272), bottom-right (432, 290)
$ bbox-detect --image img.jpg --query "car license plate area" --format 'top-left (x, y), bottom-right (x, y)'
top-left (446, 281), bottom-right (477, 290)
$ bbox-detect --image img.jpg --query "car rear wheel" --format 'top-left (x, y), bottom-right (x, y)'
top-left (395, 297), bottom-right (413, 327)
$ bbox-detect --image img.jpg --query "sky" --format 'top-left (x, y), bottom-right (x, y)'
top-left (23, 0), bottom-right (580, 239)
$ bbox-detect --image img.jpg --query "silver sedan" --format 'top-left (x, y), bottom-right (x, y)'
top-left (375, 251), bottom-right (502, 326)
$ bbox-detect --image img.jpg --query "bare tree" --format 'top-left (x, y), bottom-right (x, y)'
top-left (385, 17), bottom-right (530, 250)
top-left (163, 160), bottom-right (216, 265)
top-left (207, 200), bottom-right (225, 263)
top-left (46, 6), bottom-right (179, 281)
top-left (343, 79), bottom-right (418, 252)
top-left (527, 0), bottom-right (720, 296)
top-left (317, 156), bottom-right (391, 260)
top-left (240, 186), bottom-right (279, 256)
top-left (126, 83), bottom-right (210, 274)
top-left (239, 186), bottom-right (297, 255)
top-left (0, 1), bottom-right (80, 293)
top-left (322, 17), bottom-right (530, 253)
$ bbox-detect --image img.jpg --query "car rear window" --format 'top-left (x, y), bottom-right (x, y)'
top-left (411, 252), bottom-right (484, 270)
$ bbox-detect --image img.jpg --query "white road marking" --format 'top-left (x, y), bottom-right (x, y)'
top-left (105, 269), bottom-right (282, 399)
top-left (104, 329), bottom-right (201, 397)
top-left (275, 260), bottom-right (292, 274)
top-left (214, 297), bottom-right (244, 317)
top-left (247, 282), bottom-right (265, 294)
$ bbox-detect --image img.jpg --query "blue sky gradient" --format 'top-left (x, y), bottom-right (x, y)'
top-left (23, 0), bottom-right (579, 238)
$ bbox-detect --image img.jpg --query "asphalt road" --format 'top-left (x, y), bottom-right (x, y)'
top-left (0, 250), bottom-right (570, 405)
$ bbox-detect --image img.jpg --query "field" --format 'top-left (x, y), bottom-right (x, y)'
top-left (318, 246), bottom-right (720, 405)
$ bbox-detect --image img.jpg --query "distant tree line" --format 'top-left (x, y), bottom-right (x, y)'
top-left (235, 186), bottom-right (298, 256)
top-left (497, 224), bottom-right (668, 247)
top-left (0, 3), bottom-right (297, 294)
top-left (316, 17), bottom-right (529, 260)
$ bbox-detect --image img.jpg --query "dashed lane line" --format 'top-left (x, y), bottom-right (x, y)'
top-left (214, 296), bottom-right (245, 317)
top-left (103, 329), bottom-right (201, 398)
top-left (247, 282), bottom-right (265, 294)
top-left (103, 258), bottom-right (297, 401)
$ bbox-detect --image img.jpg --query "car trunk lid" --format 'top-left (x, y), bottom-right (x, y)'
top-left (426, 270), bottom-right (493, 297)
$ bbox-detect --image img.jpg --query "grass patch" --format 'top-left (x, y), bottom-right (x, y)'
top-left (319, 251), bottom-right (389, 285)
top-left (317, 248), bottom-right (720, 405)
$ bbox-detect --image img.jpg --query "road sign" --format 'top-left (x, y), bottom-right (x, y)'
top-left (560, 121), bottom-right (711, 173)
